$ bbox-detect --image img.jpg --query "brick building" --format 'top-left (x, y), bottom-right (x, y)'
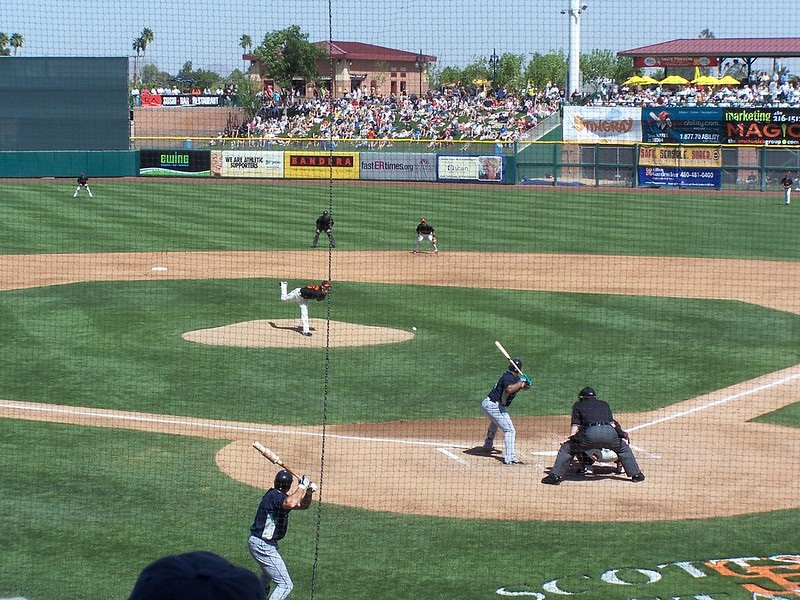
top-left (244, 41), bottom-right (436, 99)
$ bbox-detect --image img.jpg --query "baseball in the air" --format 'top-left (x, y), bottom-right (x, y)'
top-left (412, 327), bottom-right (417, 331)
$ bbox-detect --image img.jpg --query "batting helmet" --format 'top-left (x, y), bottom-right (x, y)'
top-left (579, 386), bottom-right (596, 400)
top-left (509, 358), bottom-right (522, 371)
top-left (274, 469), bottom-right (293, 492)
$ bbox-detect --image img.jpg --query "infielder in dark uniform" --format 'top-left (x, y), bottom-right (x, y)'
top-left (480, 358), bottom-right (531, 465)
top-left (542, 387), bottom-right (645, 484)
top-left (412, 218), bottom-right (438, 253)
top-left (74, 173), bottom-right (93, 198)
top-left (311, 210), bottom-right (335, 248)
top-left (248, 469), bottom-right (316, 600)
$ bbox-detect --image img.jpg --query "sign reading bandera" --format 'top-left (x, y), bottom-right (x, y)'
top-left (284, 152), bottom-right (360, 178)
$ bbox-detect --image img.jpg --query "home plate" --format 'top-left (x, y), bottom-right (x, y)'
top-left (150, 266), bottom-right (168, 272)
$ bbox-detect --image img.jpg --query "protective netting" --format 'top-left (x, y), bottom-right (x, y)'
top-left (3, 1), bottom-right (800, 599)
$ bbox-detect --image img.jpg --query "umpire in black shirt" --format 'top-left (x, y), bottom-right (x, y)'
top-left (542, 387), bottom-right (645, 485)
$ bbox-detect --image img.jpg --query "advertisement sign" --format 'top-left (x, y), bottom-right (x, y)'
top-left (220, 150), bottom-right (284, 178)
top-left (638, 165), bottom-right (721, 188)
top-left (283, 152), bottom-right (360, 179)
top-left (437, 155), bottom-right (505, 182)
top-left (159, 94), bottom-right (221, 107)
top-left (634, 56), bottom-right (718, 68)
top-left (723, 108), bottom-right (800, 145)
top-left (641, 107), bottom-right (723, 144)
top-left (638, 144), bottom-right (722, 168)
top-left (563, 106), bottom-right (642, 143)
top-left (360, 153), bottom-right (437, 181)
top-left (140, 150), bottom-right (210, 176)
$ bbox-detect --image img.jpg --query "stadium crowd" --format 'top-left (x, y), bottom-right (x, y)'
top-left (203, 70), bottom-right (798, 147)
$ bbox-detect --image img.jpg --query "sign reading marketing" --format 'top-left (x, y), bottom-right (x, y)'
top-left (723, 108), bottom-right (800, 145)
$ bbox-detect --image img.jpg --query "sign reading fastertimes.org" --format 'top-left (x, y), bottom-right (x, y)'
top-left (360, 153), bottom-right (436, 181)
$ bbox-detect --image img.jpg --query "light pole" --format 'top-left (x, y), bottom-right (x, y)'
top-left (560, 0), bottom-right (587, 102)
top-left (414, 50), bottom-right (425, 95)
top-left (489, 48), bottom-right (499, 89)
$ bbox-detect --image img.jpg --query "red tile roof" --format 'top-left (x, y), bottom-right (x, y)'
top-left (619, 38), bottom-right (800, 58)
top-left (315, 41), bottom-right (435, 63)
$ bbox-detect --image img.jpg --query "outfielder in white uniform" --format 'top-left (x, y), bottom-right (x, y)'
top-left (280, 280), bottom-right (330, 336)
top-left (74, 173), bottom-right (93, 197)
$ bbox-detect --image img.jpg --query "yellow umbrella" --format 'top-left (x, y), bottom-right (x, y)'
top-left (717, 75), bottom-right (740, 85)
top-left (692, 75), bottom-right (721, 85)
top-left (660, 75), bottom-right (689, 85)
top-left (623, 75), bottom-right (659, 86)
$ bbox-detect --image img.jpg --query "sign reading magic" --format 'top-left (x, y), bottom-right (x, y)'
top-left (285, 152), bottom-right (360, 179)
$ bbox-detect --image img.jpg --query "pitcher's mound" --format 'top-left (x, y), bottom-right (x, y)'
top-left (182, 319), bottom-right (414, 348)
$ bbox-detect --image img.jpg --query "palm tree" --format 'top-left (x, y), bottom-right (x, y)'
top-left (239, 34), bottom-right (252, 72)
top-left (139, 28), bottom-right (154, 64)
top-left (132, 36), bottom-right (145, 86)
top-left (0, 33), bottom-right (9, 57)
top-left (9, 33), bottom-right (23, 55)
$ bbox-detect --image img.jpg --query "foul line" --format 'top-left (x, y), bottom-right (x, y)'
top-left (626, 370), bottom-right (800, 433)
top-left (0, 401), bottom-right (470, 448)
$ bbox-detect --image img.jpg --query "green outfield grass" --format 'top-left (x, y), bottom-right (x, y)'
top-left (1, 180), bottom-right (799, 259)
top-left (1, 180), bottom-right (798, 599)
top-left (0, 281), bottom-right (798, 423)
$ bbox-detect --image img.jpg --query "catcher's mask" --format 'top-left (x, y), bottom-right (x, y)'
top-left (579, 386), bottom-right (596, 400)
top-left (274, 470), bottom-right (293, 492)
top-left (321, 280), bottom-right (331, 289)
top-left (509, 358), bottom-right (522, 371)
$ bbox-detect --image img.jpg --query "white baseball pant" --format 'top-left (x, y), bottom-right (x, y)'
top-left (280, 282), bottom-right (310, 334)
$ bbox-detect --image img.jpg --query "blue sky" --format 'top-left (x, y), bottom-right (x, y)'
top-left (4, 0), bottom-right (799, 77)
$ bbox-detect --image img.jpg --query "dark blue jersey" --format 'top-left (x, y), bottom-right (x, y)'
top-left (250, 488), bottom-right (290, 542)
top-left (487, 370), bottom-right (521, 406)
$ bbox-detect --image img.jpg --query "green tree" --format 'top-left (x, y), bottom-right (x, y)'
top-left (525, 51), bottom-right (568, 90)
top-left (239, 34), bottom-right (252, 71)
top-left (235, 76), bottom-right (262, 121)
top-left (580, 49), bottom-right (619, 91)
top-left (0, 33), bottom-right (10, 57)
top-left (699, 28), bottom-right (715, 39)
top-left (9, 33), bottom-right (23, 56)
top-left (140, 64), bottom-right (172, 88)
top-left (252, 25), bottom-right (326, 100)
top-left (496, 52), bottom-right (526, 92)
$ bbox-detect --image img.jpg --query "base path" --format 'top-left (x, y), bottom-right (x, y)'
top-left (1, 250), bottom-right (799, 521)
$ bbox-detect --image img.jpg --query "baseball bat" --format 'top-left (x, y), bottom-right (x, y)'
top-left (252, 441), bottom-right (301, 479)
top-left (494, 340), bottom-right (532, 383)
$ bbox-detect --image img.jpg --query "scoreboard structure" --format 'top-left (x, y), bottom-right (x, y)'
top-left (0, 57), bottom-right (129, 151)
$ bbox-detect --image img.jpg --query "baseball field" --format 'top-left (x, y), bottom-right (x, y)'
top-left (1, 179), bottom-right (800, 599)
